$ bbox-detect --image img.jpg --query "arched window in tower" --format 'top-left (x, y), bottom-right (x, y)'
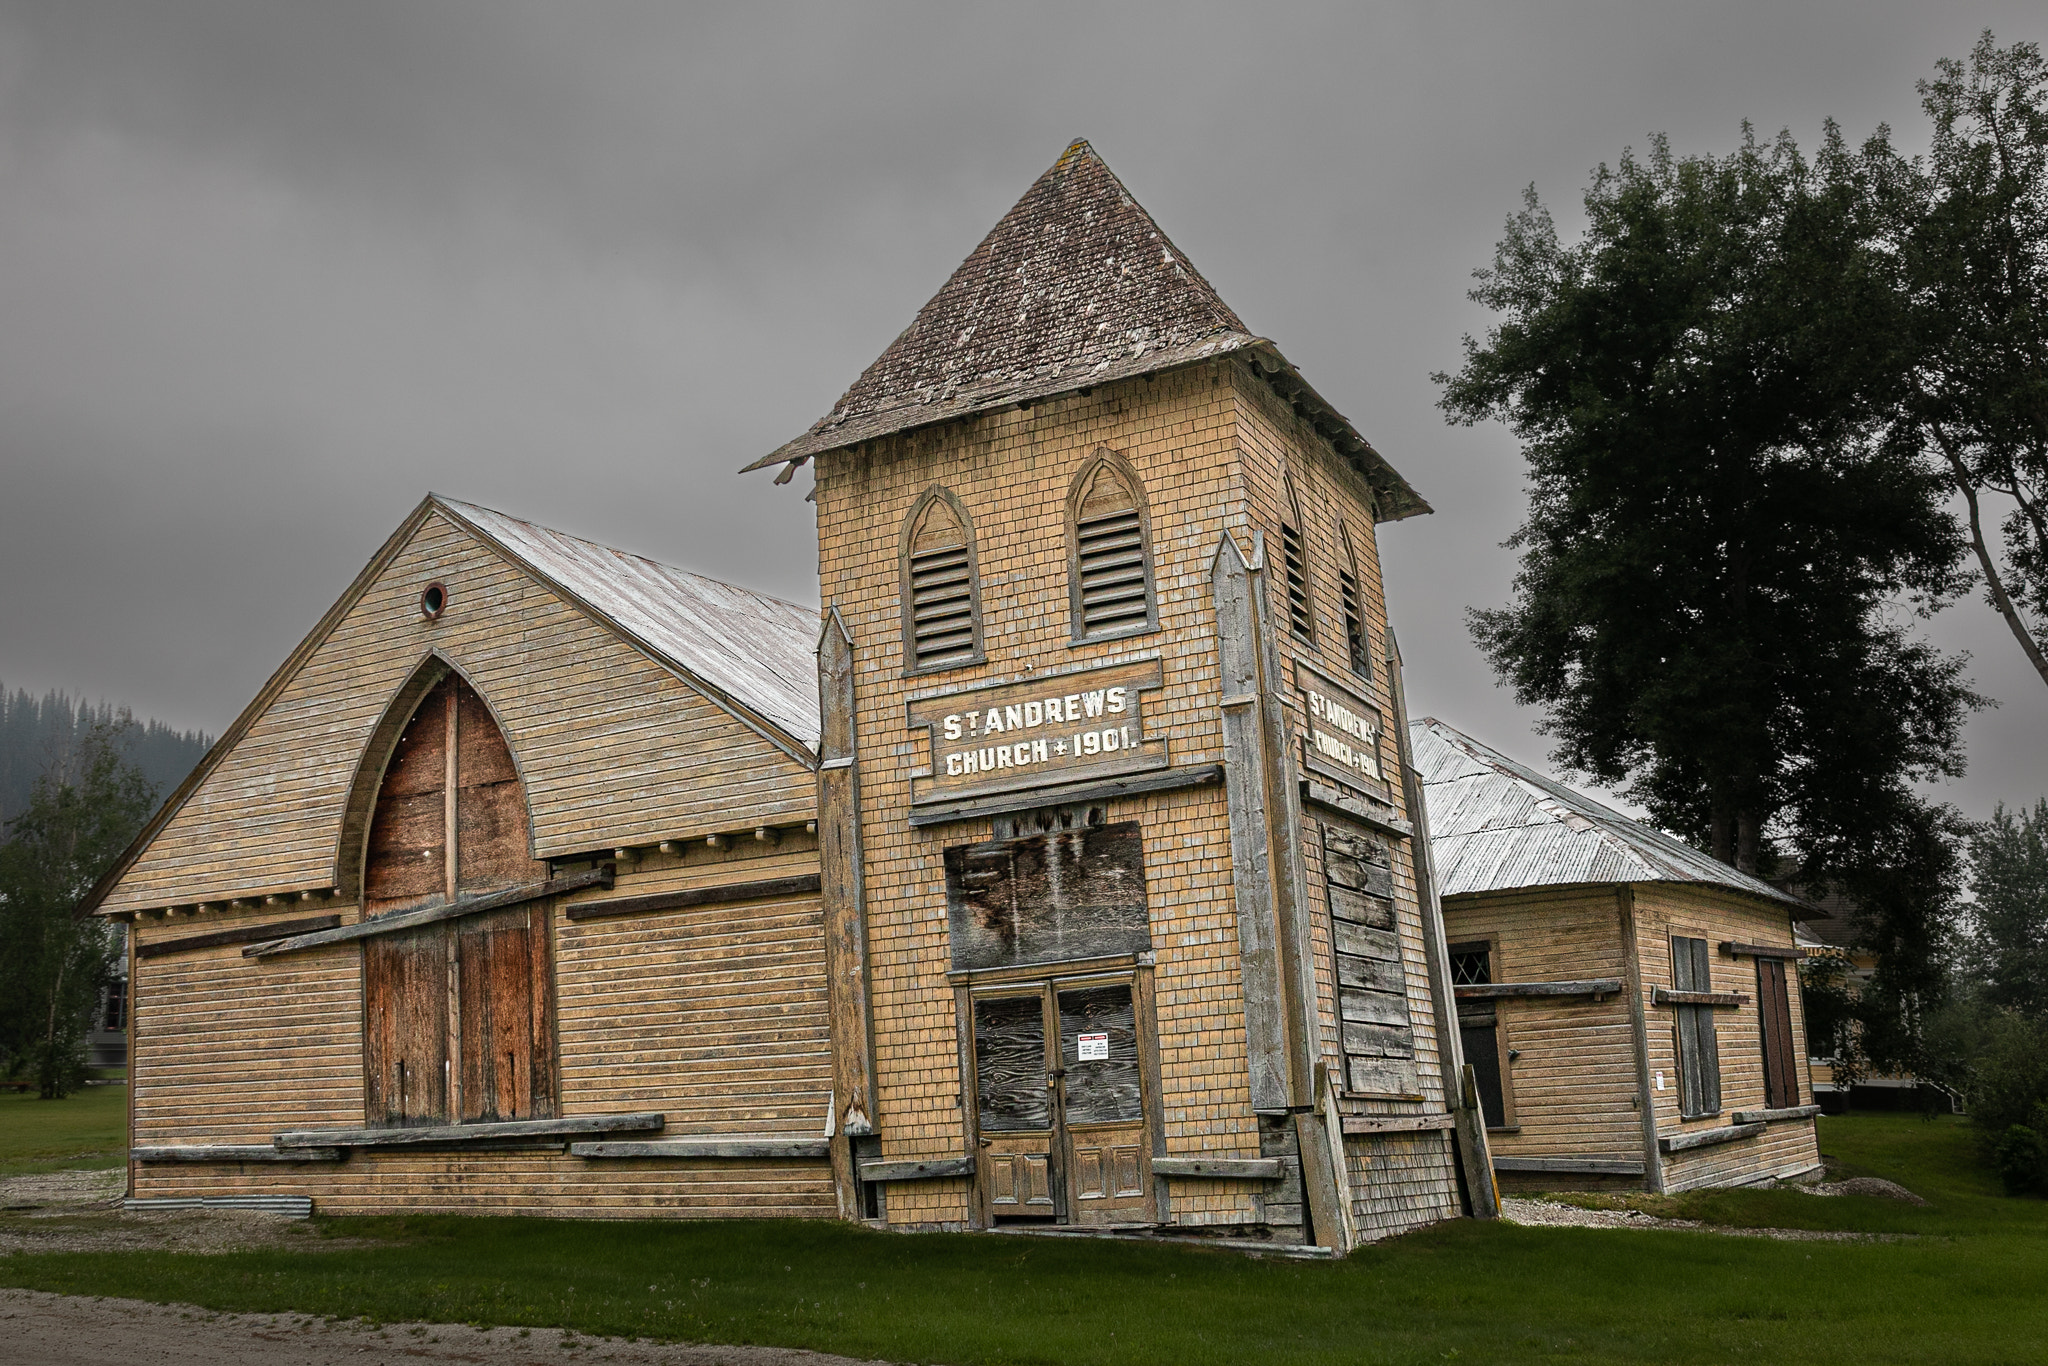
top-left (901, 489), bottom-right (985, 673)
top-left (1338, 522), bottom-right (1373, 681)
top-left (1280, 476), bottom-right (1313, 642)
top-left (354, 668), bottom-right (554, 1129)
top-left (1067, 452), bottom-right (1157, 640)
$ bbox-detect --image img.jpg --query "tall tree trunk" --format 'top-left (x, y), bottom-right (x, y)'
top-left (1710, 798), bottom-right (1736, 867)
top-left (1735, 810), bottom-right (1763, 876)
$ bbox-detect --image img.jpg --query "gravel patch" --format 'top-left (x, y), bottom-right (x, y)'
top-left (0, 1170), bottom-right (366, 1257)
top-left (1500, 1196), bottom-right (1909, 1242)
top-left (0, 1288), bottom-right (897, 1366)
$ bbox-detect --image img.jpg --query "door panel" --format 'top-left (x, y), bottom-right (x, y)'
top-left (1757, 958), bottom-right (1800, 1110)
top-left (363, 926), bottom-right (450, 1126)
top-left (1057, 983), bottom-right (1150, 1224)
top-left (974, 994), bottom-right (1056, 1220)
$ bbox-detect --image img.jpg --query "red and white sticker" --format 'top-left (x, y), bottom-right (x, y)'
top-left (1077, 1032), bottom-right (1110, 1062)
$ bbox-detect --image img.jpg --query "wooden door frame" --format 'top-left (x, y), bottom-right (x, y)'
top-left (962, 967), bottom-right (1158, 1228)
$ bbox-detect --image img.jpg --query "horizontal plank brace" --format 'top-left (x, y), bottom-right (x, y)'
top-left (1298, 780), bottom-right (1414, 838)
top-left (1151, 1157), bottom-right (1286, 1180)
top-left (131, 1145), bottom-right (344, 1164)
top-left (1492, 1155), bottom-right (1644, 1177)
top-left (1650, 988), bottom-right (1750, 1009)
top-left (907, 765), bottom-right (1223, 828)
top-left (275, 1112), bottom-right (663, 1149)
top-left (1658, 1121), bottom-right (1767, 1154)
top-left (137, 915), bottom-right (342, 960)
top-left (571, 1137), bottom-right (830, 1160)
top-left (1720, 941), bottom-right (1805, 960)
top-left (1731, 1104), bottom-right (1823, 1125)
top-left (1338, 1113), bottom-right (1457, 1136)
top-left (563, 873), bottom-right (821, 922)
top-left (248, 866), bottom-right (614, 957)
top-left (858, 1157), bottom-right (976, 1182)
top-left (1454, 979), bottom-right (1623, 1001)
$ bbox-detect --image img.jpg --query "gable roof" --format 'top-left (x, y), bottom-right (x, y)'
top-left (438, 499), bottom-right (819, 751)
top-left (743, 139), bottom-right (1428, 522)
top-left (83, 496), bottom-right (819, 915)
top-left (1411, 718), bottom-right (1807, 913)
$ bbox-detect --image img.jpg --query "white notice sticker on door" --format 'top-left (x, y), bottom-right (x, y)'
top-left (1077, 1032), bottom-right (1110, 1062)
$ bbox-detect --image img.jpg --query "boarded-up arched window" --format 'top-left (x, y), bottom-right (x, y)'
top-left (1067, 453), bottom-right (1156, 640)
top-left (901, 489), bottom-right (985, 673)
top-left (1280, 477), bottom-right (1313, 642)
top-left (359, 671), bottom-right (554, 1128)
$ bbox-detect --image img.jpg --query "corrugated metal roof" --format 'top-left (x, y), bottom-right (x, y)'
top-left (1412, 718), bottom-right (1803, 910)
top-left (441, 498), bottom-right (821, 754)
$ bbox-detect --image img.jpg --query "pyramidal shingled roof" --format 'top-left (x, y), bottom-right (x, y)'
top-left (744, 140), bottom-right (1428, 521)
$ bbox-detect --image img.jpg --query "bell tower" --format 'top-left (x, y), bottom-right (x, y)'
top-left (746, 140), bottom-right (1492, 1246)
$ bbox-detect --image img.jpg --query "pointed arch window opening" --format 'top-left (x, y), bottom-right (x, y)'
top-left (1067, 454), bottom-right (1158, 642)
top-left (1281, 478), bottom-right (1314, 642)
top-left (1338, 524), bottom-right (1373, 683)
top-left (902, 490), bottom-right (986, 675)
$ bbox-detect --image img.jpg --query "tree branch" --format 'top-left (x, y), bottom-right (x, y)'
top-left (1931, 421), bottom-right (2048, 687)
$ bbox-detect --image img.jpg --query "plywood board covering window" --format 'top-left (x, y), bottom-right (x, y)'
top-left (1671, 935), bottom-right (1721, 1118)
top-left (902, 490), bottom-right (984, 673)
top-left (360, 673), bottom-right (555, 1127)
top-left (944, 822), bottom-right (1151, 972)
top-left (1067, 455), bottom-right (1156, 639)
top-left (1321, 821), bottom-right (1419, 1097)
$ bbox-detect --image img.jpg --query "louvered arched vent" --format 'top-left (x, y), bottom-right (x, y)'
top-left (903, 491), bottom-right (983, 672)
top-left (1281, 479), bottom-right (1313, 641)
top-left (1339, 528), bottom-right (1372, 680)
top-left (1069, 460), bottom-right (1155, 639)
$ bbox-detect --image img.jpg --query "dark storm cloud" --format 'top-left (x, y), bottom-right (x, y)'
top-left (0, 1), bottom-right (2041, 816)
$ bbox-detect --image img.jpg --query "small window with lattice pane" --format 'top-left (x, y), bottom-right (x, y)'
top-left (1066, 454), bottom-right (1156, 640)
top-left (1281, 478), bottom-right (1313, 641)
top-left (1449, 943), bottom-right (1493, 987)
top-left (901, 489), bottom-right (985, 673)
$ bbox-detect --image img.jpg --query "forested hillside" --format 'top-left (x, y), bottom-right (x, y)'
top-left (0, 684), bottom-right (212, 826)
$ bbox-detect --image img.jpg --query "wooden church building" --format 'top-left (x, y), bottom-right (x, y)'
top-left (1412, 719), bottom-right (1822, 1193)
top-left (91, 140), bottom-right (1497, 1250)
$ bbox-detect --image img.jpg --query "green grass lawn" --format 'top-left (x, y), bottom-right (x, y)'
top-left (0, 1114), bottom-right (2042, 1365)
top-left (0, 1084), bottom-right (126, 1177)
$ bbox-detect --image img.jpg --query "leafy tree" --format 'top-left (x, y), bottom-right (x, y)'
top-left (1439, 126), bottom-right (1977, 885)
top-left (1968, 799), bottom-right (2048, 1017)
top-left (1903, 33), bottom-right (2048, 689)
top-left (0, 722), bottom-right (157, 1097)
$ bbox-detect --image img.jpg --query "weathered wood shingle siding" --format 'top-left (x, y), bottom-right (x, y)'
top-left (103, 511), bottom-right (814, 915)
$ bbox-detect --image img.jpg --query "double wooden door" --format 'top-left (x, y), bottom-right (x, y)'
top-left (971, 977), bottom-right (1151, 1225)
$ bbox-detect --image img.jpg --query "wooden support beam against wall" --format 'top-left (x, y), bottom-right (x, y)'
top-left (1454, 979), bottom-right (1624, 1001)
top-left (818, 607), bottom-right (880, 1222)
top-left (132, 1145), bottom-right (344, 1163)
top-left (570, 1138), bottom-right (831, 1160)
top-left (135, 915), bottom-right (342, 959)
top-left (1339, 1113), bottom-right (1457, 1136)
top-left (275, 1113), bottom-right (663, 1149)
top-left (1492, 1155), bottom-right (1646, 1176)
top-left (1658, 1121), bottom-right (1767, 1154)
top-left (245, 867), bottom-right (613, 958)
top-left (1616, 885), bottom-right (1666, 1193)
top-left (906, 765), bottom-right (1222, 827)
top-left (1209, 534), bottom-right (1290, 1116)
top-left (1720, 942), bottom-right (1805, 961)
top-left (1651, 988), bottom-right (1750, 1009)
top-left (1387, 629), bottom-right (1498, 1221)
top-left (1151, 1157), bottom-right (1286, 1180)
top-left (857, 1157), bottom-right (975, 1182)
top-left (1731, 1105), bottom-right (1823, 1124)
top-left (562, 874), bottom-right (822, 922)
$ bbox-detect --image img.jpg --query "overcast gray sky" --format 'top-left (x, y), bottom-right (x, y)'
top-left (1, 1), bottom-right (2041, 820)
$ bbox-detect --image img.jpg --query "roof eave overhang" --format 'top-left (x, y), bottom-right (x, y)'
top-left (741, 335), bottom-right (1431, 524)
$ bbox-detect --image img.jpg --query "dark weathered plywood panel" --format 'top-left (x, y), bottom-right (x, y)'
top-left (1057, 984), bottom-right (1141, 1125)
top-left (973, 995), bottom-right (1049, 1133)
top-left (945, 822), bottom-right (1150, 971)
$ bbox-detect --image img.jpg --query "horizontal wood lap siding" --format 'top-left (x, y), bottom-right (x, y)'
top-left (554, 872), bottom-right (832, 1136)
top-left (130, 910), bottom-right (366, 1185)
top-left (1439, 888), bottom-right (1641, 1160)
top-left (1634, 884), bottom-right (1820, 1188)
top-left (103, 513), bottom-right (815, 915)
top-left (815, 367), bottom-right (1259, 1229)
top-left (129, 1153), bottom-right (836, 1218)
